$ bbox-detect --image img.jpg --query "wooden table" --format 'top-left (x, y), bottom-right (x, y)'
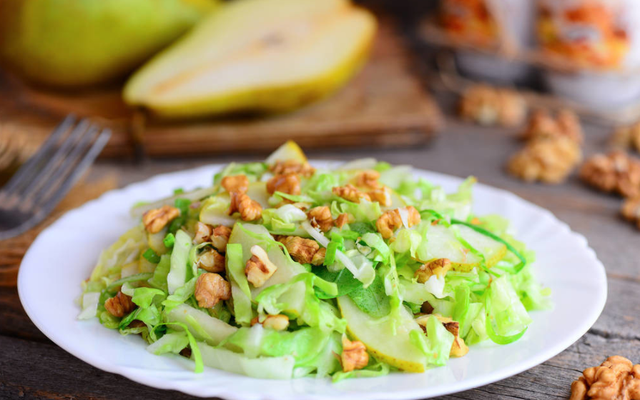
top-left (2, 102), bottom-right (638, 399)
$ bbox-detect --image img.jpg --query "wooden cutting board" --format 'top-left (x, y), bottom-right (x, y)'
top-left (0, 20), bottom-right (442, 158)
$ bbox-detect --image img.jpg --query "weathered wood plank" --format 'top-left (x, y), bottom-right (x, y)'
top-left (1, 332), bottom-right (637, 400)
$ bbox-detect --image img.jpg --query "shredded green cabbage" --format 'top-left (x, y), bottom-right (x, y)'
top-left (80, 142), bottom-right (550, 381)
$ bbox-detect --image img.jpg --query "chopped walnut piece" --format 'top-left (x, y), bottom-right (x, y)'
top-left (245, 245), bottom-right (278, 287)
top-left (580, 151), bottom-right (640, 198)
top-left (228, 191), bottom-right (262, 221)
top-left (354, 170), bottom-right (380, 189)
top-left (368, 187), bottom-right (392, 207)
top-left (415, 258), bottom-right (452, 283)
top-left (270, 160), bottom-right (315, 178)
top-left (333, 184), bottom-right (371, 203)
top-left (193, 221), bottom-right (212, 245)
top-left (211, 225), bottom-right (232, 252)
top-left (376, 206), bottom-right (421, 239)
top-left (522, 109), bottom-right (584, 144)
top-left (194, 273), bottom-right (231, 308)
top-left (266, 173), bottom-right (301, 196)
top-left (278, 236), bottom-right (325, 265)
top-left (611, 123), bottom-right (640, 153)
top-left (507, 137), bottom-right (582, 184)
top-left (415, 314), bottom-right (469, 358)
top-left (458, 84), bottom-right (527, 127)
top-left (622, 196), bottom-right (640, 230)
top-left (251, 314), bottom-right (290, 331)
top-left (308, 206), bottom-right (333, 232)
top-left (341, 336), bottom-right (369, 372)
top-left (335, 213), bottom-right (353, 228)
top-left (196, 248), bottom-right (226, 273)
top-left (311, 247), bottom-right (326, 266)
top-left (221, 174), bottom-right (249, 194)
top-left (104, 291), bottom-right (136, 318)
top-left (570, 356), bottom-right (640, 400)
top-left (142, 205), bottom-right (180, 234)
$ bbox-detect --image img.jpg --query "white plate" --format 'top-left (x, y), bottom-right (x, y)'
top-left (18, 163), bottom-right (607, 400)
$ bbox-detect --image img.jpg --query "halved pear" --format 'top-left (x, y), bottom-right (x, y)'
top-left (124, 0), bottom-right (377, 118)
top-left (422, 224), bottom-right (507, 272)
top-left (265, 141), bottom-right (307, 165)
top-left (338, 296), bottom-right (427, 372)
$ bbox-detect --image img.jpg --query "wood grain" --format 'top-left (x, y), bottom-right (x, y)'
top-left (0, 21), bottom-right (442, 158)
top-left (2, 109), bottom-right (640, 399)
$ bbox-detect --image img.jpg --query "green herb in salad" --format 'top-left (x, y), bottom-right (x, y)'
top-left (79, 141), bottom-right (551, 381)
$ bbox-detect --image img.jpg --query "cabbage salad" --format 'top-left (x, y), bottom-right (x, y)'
top-left (78, 141), bottom-right (551, 381)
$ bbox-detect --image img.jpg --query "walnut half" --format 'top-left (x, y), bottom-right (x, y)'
top-left (196, 248), bottom-right (225, 273)
top-left (580, 151), bottom-right (640, 198)
top-left (194, 273), bottom-right (231, 308)
top-left (142, 205), bottom-right (180, 234)
top-left (228, 191), bottom-right (262, 221)
top-left (458, 84), bottom-right (527, 127)
top-left (376, 206), bottom-right (421, 239)
top-left (266, 173), bottom-right (300, 196)
top-left (221, 174), bottom-right (249, 194)
top-left (341, 336), bottom-right (369, 372)
top-left (308, 206), bottom-right (333, 232)
top-left (508, 137), bottom-right (582, 184)
top-left (277, 236), bottom-right (325, 265)
top-left (105, 291), bottom-right (136, 318)
top-left (570, 356), bottom-right (640, 400)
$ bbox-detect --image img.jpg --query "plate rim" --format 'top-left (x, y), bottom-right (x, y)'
top-left (17, 161), bottom-right (608, 400)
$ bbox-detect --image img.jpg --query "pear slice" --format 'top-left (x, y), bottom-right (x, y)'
top-left (265, 141), bottom-right (308, 165)
top-left (124, 0), bottom-right (377, 118)
top-left (422, 224), bottom-right (507, 272)
top-left (338, 296), bottom-right (427, 372)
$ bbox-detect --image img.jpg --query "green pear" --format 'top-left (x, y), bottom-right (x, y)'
top-left (124, 0), bottom-right (377, 118)
top-left (0, 0), bottom-right (217, 88)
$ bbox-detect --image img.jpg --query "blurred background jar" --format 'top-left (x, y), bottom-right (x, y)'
top-left (538, 0), bottom-right (640, 110)
top-left (439, 0), bottom-right (536, 84)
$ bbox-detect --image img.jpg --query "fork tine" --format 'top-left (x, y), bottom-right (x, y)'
top-left (33, 128), bottom-right (111, 218)
top-left (25, 125), bottom-right (99, 210)
top-left (11, 119), bottom-right (92, 206)
top-left (0, 128), bottom-right (111, 240)
top-left (0, 114), bottom-right (75, 195)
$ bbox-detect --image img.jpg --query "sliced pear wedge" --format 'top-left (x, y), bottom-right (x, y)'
top-left (338, 296), bottom-right (427, 372)
top-left (124, 0), bottom-right (377, 118)
top-left (422, 224), bottom-right (507, 272)
top-left (265, 141), bottom-right (307, 165)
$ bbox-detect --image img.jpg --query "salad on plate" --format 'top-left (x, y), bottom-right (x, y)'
top-left (78, 141), bottom-right (551, 381)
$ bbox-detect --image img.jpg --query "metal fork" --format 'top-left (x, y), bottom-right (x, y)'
top-left (0, 115), bottom-right (111, 240)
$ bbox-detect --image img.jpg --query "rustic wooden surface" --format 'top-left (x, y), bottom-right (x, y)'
top-left (0, 20), bottom-right (442, 158)
top-left (2, 99), bottom-right (640, 399)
